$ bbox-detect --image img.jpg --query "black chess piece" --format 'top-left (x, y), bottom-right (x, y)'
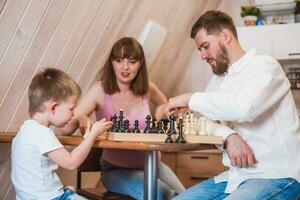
top-left (162, 119), bottom-right (169, 132)
top-left (108, 115), bottom-right (114, 132)
top-left (157, 121), bottom-right (164, 134)
top-left (123, 119), bottom-right (131, 133)
top-left (165, 114), bottom-right (176, 143)
top-left (144, 115), bottom-right (152, 133)
top-left (132, 120), bottom-right (140, 133)
top-left (176, 117), bottom-right (186, 143)
top-left (117, 110), bottom-right (124, 132)
top-left (111, 114), bottom-right (118, 132)
top-left (151, 116), bottom-right (158, 133)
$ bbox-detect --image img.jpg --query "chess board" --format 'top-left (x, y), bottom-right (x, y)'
top-left (103, 110), bottom-right (223, 145)
top-left (98, 132), bottom-right (223, 145)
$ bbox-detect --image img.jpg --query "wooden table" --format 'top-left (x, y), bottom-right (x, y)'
top-left (0, 132), bottom-right (218, 200)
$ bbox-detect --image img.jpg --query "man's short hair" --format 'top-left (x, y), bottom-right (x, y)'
top-left (28, 68), bottom-right (81, 117)
top-left (191, 10), bottom-right (238, 39)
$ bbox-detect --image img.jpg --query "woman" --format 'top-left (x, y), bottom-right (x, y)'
top-left (63, 37), bottom-right (185, 200)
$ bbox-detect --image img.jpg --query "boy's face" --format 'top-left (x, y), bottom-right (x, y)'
top-left (50, 95), bottom-right (77, 127)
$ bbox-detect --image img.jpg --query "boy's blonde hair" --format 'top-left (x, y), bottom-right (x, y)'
top-left (28, 68), bottom-right (81, 117)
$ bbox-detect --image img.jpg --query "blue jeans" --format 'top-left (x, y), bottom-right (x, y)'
top-left (173, 178), bottom-right (300, 200)
top-left (52, 189), bottom-right (87, 200)
top-left (101, 160), bottom-right (185, 200)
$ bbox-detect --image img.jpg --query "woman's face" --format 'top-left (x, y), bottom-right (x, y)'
top-left (112, 57), bottom-right (141, 84)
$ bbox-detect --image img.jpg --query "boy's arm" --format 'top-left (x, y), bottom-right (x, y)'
top-left (48, 120), bottom-right (112, 170)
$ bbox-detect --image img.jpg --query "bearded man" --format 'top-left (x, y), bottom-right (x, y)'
top-left (164, 10), bottom-right (300, 200)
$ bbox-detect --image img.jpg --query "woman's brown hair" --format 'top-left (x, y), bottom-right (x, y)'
top-left (98, 37), bottom-right (149, 95)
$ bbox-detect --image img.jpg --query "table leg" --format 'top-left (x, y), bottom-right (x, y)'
top-left (144, 150), bottom-right (158, 200)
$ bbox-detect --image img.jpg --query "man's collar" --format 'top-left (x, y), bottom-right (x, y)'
top-left (227, 49), bottom-right (256, 75)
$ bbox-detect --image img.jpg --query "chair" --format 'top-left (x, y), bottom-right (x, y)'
top-left (77, 148), bottom-right (134, 200)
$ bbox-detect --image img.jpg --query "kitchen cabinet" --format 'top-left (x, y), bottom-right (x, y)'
top-left (272, 23), bottom-right (300, 59)
top-left (237, 23), bottom-right (300, 60)
top-left (237, 25), bottom-right (272, 56)
top-left (161, 150), bottom-right (227, 188)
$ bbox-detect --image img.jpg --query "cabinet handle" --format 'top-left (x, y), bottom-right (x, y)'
top-left (288, 53), bottom-right (300, 56)
top-left (190, 156), bottom-right (209, 160)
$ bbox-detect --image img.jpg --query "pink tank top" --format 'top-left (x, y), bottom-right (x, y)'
top-left (96, 94), bottom-right (151, 169)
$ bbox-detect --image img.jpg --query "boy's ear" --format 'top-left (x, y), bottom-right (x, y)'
top-left (50, 101), bottom-right (59, 115)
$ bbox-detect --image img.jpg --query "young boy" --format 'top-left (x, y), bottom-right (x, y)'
top-left (11, 68), bottom-right (112, 200)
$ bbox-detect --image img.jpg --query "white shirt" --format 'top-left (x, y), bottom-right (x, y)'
top-left (11, 120), bottom-right (64, 200)
top-left (189, 49), bottom-right (300, 193)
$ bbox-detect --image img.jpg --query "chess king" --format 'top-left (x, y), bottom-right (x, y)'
top-left (59, 37), bottom-right (185, 200)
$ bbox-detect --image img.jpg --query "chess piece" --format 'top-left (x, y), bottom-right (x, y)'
top-left (111, 114), bottom-right (118, 132)
top-left (184, 113), bottom-right (190, 135)
top-left (165, 114), bottom-right (176, 143)
top-left (157, 121), bottom-right (164, 134)
top-left (199, 117), bottom-right (207, 135)
top-left (162, 119), bottom-right (169, 133)
top-left (108, 115), bottom-right (113, 132)
top-left (151, 116), bottom-right (158, 133)
top-left (123, 119), bottom-right (131, 133)
top-left (117, 110), bottom-right (124, 132)
top-left (176, 117), bottom-right (186, 143)
top-left (144, 115), bottom-right (152, 133)
top-left (132, 120), bottom-right (140, 133)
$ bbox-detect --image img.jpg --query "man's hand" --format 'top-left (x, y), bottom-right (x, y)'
top-left (164, 93), bottom-right (193, 117)
top-left (225, 133), bottom-right (256, 168)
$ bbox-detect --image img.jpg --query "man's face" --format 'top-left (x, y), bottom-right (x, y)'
top-left (194, 29), bottom-right (229, 75)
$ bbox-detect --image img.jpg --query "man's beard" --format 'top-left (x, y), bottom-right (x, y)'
top-left (211, 43), bottom-right (229, 75)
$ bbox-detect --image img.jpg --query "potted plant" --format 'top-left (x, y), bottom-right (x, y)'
top-left (295, 0), bottom-right (300, 23)
top-left (240, 6), bottom-right (262, 26)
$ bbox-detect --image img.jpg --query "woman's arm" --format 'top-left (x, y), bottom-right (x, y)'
top-left (58, 82), bottom-right (105, 135)
top-left (149, 82), bottom-right (167, 120)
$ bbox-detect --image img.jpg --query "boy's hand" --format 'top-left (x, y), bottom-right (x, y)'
top-left (89, 119), bottom-right (112, 138)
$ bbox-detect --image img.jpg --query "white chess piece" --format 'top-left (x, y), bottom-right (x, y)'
top-left (184, 113), bottom-right (190, 135)
top-left (199, 117), bottom-right (207, 135)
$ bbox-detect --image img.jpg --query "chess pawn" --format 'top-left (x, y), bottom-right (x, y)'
top-left (176, 117), bottom-right (186, 143)
top-left (157, 121), bottom-right (164, 134)
top-left (132, 120), bottom-right (140, 133)
top-left (199, 117), bottom-right (207, 135)
top-left (123, 119), bottom-right (131, 133)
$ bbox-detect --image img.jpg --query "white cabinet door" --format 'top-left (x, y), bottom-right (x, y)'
top-left (272, 23), bottom-right (300, 60)
top-left (237, 26), bottom-right (272, 56)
